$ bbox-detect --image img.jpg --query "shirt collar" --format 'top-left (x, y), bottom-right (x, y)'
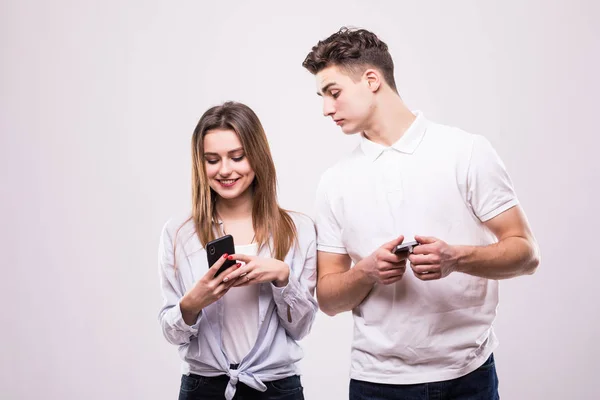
top-left (359, 111), bottom-right (428, 161)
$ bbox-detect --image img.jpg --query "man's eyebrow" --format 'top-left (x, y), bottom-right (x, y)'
top-left (317, 82), bottom-right (337, 96)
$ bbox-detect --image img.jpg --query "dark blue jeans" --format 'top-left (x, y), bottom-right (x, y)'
top-left (350, 354), bottom-right (499, 400)
top-left (178, 374), bottom-right (303, 400)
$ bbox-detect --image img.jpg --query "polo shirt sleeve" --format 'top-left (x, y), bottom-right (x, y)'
top-left (314, 172), bottom-right (348, 254)
top-left (467, 135), bottom-right (519, 222)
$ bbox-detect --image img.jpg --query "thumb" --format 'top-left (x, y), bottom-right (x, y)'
top-left (415, 235), bottom-right (437, 245)
top-left (382, 235), bottom-right (405, 251)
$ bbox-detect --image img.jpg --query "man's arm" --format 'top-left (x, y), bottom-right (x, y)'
top-left (316, 252), bottom-right (374, 316)
top-left (317, 236), bottom-right (407, 316)
top-left (454, 205), bottom-right (540, 279)
top-left (409, 206), bottom-right (540, 280)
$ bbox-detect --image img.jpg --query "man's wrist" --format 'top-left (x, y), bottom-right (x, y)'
top-left (453, 245), bottom-right (472, 274)
top-left (356, 257), bottom-right (377, 285)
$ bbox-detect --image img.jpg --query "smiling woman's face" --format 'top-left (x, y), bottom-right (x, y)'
top-left (203, 129), bottom-right (255, 201)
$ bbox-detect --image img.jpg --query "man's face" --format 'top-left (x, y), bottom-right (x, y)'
top-left (315, 65), bottom-right (375, 134)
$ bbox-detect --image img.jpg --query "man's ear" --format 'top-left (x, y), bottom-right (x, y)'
top-left (364, 69), bottom-right (381, 92)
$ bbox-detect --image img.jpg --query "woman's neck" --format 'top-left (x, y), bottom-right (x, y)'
top-left (215, 188), bottom-right (253, 221)
top-left (214, 189), bottom-right (255, 244)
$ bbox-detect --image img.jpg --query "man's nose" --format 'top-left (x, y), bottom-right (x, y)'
top-left (323, 99), bottom-right (335, 117)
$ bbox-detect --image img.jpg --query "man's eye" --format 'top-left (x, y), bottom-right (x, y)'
top-left (331, 91), bottom-right (340, 99)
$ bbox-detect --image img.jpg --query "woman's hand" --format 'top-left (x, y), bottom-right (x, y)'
top-left (222, 254), bottom-right (290, 288)
top-left (180, 253), bottom-right (241, 324)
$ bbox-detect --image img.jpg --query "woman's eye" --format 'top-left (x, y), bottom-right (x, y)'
top-left (331, 91), bottom-right (340, 99)
top-left (206, 159), bottom-right (219, 165)
top-left (232, 155), bottom-right (245, 162)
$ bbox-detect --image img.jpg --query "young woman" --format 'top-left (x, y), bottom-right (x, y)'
top-left (158, 102), bottom-right (318, 400)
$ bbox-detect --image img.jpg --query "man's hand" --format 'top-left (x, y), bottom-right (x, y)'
top-left (360, 235), bottom-right (408, 285)
top-left (408, 235), bottom-right (459, 280)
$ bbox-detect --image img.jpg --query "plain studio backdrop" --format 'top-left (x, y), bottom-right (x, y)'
top-left (1, 1), bottom-right (598, 399)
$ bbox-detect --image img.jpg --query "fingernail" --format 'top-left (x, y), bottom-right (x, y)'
top-left (227, 255), bottom-right (234, 260)
top-left (222, 253), bottom-right (228, 259)
top-left (223, 277), bottom-right (229, 282)
top-left (235, 263), bottom-right (241, 268)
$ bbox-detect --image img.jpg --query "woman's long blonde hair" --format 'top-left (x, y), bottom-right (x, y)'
top-left (187, 101), bottom-right (296, 260)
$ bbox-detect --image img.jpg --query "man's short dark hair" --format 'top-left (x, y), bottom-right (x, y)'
top-left (302, 27), bottom-right (397, 92)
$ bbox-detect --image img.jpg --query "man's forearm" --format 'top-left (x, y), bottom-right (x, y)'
top-left (455, 236), bottom-right (540, 279)
top-left (317, 261), bottom-right (375, 316)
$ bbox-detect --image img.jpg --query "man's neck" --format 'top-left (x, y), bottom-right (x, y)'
top-left (363, 93), bottom-right (416, 146)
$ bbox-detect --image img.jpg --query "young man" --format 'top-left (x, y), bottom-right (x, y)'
top-left (302, 27), bottom-right (540, 399)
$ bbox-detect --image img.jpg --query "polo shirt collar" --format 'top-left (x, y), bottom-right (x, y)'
top-left (359, 111), bottom-right (428, 161)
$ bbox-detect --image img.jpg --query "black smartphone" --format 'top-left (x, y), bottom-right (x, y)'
top-left (393, 240), bottom-right (419, 254)
top-left (206, 234), bottom-right (236, 277)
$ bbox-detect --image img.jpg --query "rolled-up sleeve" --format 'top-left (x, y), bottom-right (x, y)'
top-left (158, 220), bottom-right (202, 345)
top-left (271, 216), bottom-right (318, 340)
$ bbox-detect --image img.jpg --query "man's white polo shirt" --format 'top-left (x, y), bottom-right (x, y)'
top-left (314, 112), bottom-right (518, 384)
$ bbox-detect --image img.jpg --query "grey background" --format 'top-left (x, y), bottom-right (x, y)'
top-left (1, 0), bottom-right (598, 399)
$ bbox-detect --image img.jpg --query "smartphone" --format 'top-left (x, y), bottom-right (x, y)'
top-left (393, 240), bottom-right (419, 254)
top-left (206, 234), bottom-right (236, 277)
